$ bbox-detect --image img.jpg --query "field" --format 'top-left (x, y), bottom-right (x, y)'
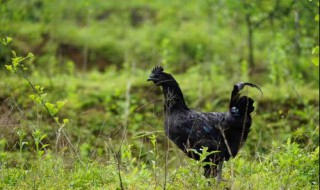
top-left (0, 0), bottom-right (319, 189)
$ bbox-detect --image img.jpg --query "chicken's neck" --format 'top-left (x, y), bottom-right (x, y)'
top-left (162, 82), bottom-right (189, 113)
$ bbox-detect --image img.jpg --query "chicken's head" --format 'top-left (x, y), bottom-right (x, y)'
top-left (147, 66), bottom-right (175, 86)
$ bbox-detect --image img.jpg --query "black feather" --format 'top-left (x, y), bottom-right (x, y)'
top-left (243, 82), bottom-right (263, 95)
top-left (147, 68), bottom-right (261, 179)
top-left (151, 65), bottom-right (164, 73)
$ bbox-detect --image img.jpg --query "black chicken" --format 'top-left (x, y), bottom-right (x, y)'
top-left (147, 66), bottom-right (262, 179)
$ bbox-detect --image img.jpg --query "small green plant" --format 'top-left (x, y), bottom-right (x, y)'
top-left (31, 129), bottom-right (49, 158)
top-left (1, 36), bottom-right (65, 120)
top-left (0, 35), bottom-right (82, 164)
top-left (185, 147), bottom-right (220, 186)
top-left (149, 134), bottom-right (159, 185)
top-left (16, 129), bottom-right (28, 155)
top-left (187, 146), bottom-right (219, 167)
top-left (0, 139), bottom-right (7, 169)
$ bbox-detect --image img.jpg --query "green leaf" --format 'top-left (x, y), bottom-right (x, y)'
top-left (35, 86), bottom-right (44, 93)
top-left (27, 52), bottom-right (34, 58)
top-left (40, 93), bottom-right (47, 98)
top-left (35, 85), bottom-right (41, 91)
top-left (12, 57), bottom-right (22, 68)
top-left (40, 134), bottom-right (47, 141)
top-left (4, 37), bottom-right (12, 44)
top-left (63, 118), bottom-right (69, 124)
top-left (11, 50), bottom-right (16, 58)
top-left (0, 152), bottom-right (7, 158)
top-left (29, 94), bottom-right (36, 101)
top-left (42, 144), bottom-right (50, 149)
top-left (22, 65), bottom-right (28, 71)
top-left (38, 150), bottom-right (44, 156)
top-left (312, 56), bottom-right (319, 66)
top-left (5, 65), bottom-right (13, 71)
top-left (0, 38), bottom-right (7, 45)
top-left (312, 46), bottom-right (319, 54)
top-left (35, 97), bottom-right (42, 104)
top-left (56, 100), bottom-right (66, 110)
top-left (315, 14), bottom-right (319, 22)
top-left (45, 103), bottom-right (58, 115)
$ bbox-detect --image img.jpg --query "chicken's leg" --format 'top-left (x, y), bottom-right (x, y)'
top-left (216, 160), bottom-right (224, 182)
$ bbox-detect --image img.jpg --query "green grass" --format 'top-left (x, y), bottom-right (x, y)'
top-left (0, 139), bottom-right (318, 189)
top-left (0, 0), bottom-right (319, 189)
top-left (0, 69), bottom-right (318, 189)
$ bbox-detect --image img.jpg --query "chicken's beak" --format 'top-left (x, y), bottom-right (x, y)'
top-left (147, 73), bottom-right (157, 82)
top-left (147, 75), bottom-right (160, 85)
top-left (147, 77), bottom-right (156, 82)
top-left (148, 74), bottom-right (162, 86)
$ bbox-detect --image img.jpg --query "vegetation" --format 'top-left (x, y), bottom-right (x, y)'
top-left (0, 0), bottom-right (319, 189)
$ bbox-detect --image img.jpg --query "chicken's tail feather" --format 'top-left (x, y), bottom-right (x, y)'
top-left (229, 82), bottom-right (261, 116)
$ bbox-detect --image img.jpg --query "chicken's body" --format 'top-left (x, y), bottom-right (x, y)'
top-left (148, 66), bottom-right (261, 178)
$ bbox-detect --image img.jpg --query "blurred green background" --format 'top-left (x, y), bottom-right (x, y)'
top-left (0, 0), bottom-right (319, 189)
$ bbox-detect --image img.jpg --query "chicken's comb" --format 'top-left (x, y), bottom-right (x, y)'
top-left (152, 66), bottom-right (164, 73)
